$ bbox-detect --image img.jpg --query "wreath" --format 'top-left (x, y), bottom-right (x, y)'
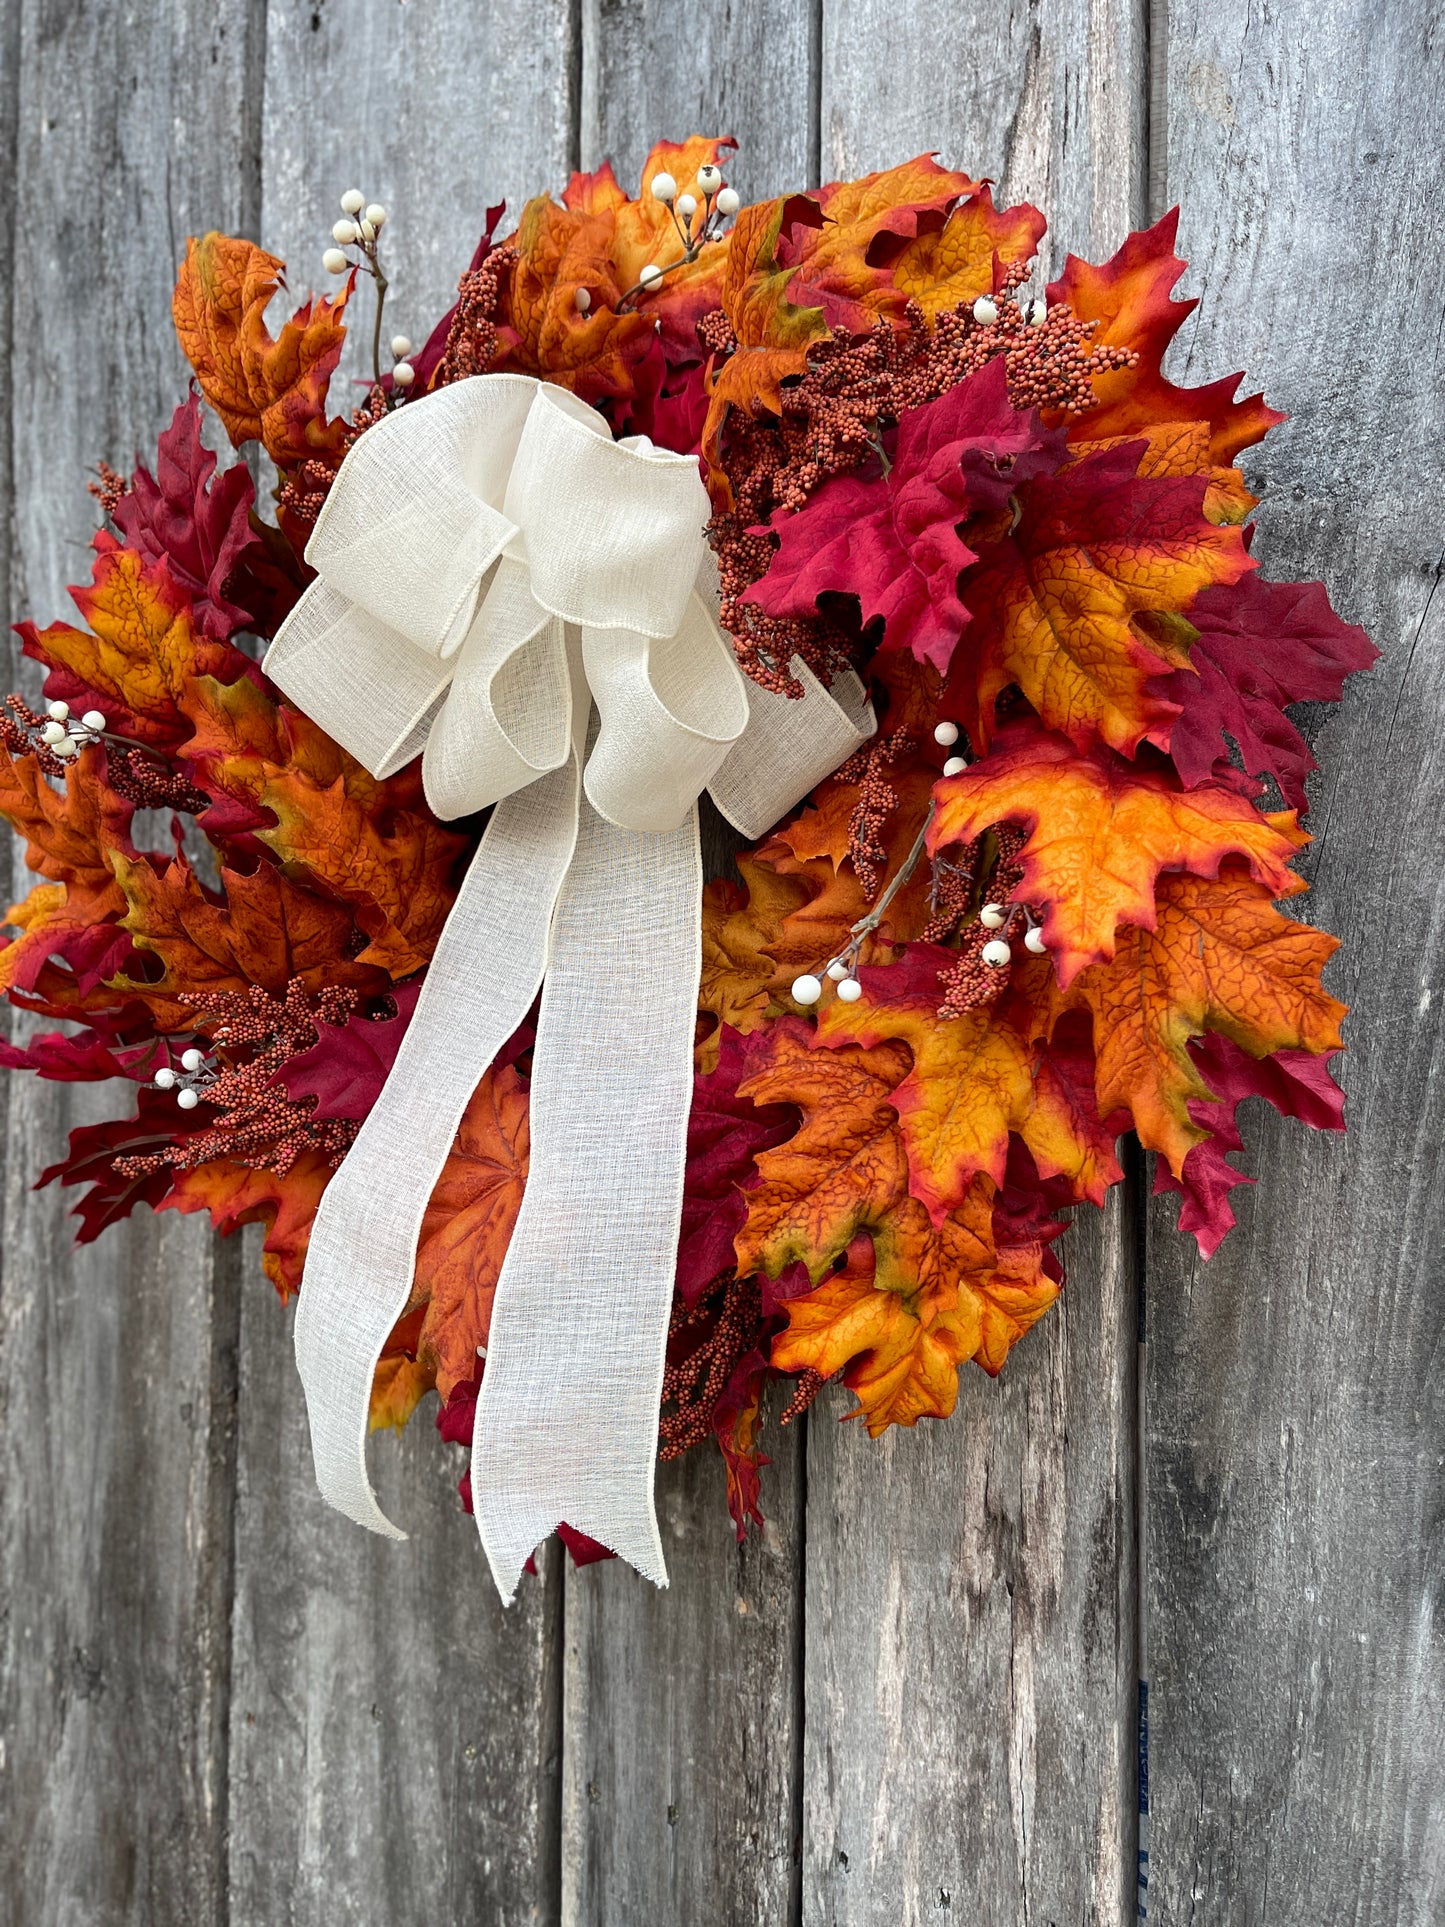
top-left (0, 137), bottom-right (1374, 1578)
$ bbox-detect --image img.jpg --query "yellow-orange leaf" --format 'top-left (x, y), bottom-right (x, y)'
top-left (698, 854), bottom-right (811, 1066)
top-left (1064, 864), bottom-right (1347, 1173)
top-left (889, 185), bottom-right (1047, 318)
top-left (173, 232), bottom-right (351, 468)
top-left (930, 722), bottom-right (1308, 984)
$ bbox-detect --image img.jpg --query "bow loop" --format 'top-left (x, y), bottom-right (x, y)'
top-left (505, 383), bottom-right (712, 639)
top-left (308, 375), bottom-right (536, 659)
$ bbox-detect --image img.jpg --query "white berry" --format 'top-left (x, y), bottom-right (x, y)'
top-left (716, 186), bottom-right (740, 216)
top-left (358, 218), bottom-right (376, 243)
top-left (792, 973), bottom-right (823, 1006)
top-left (980, 903), bottom-right (1007, 930)
top-left (181, 1047), bottom-right (205, 1072)
top-left (698, 164), bottom-right (723, 194)
top-left (1024, 926), bottom-right (1048, 955)
top-left (322, 248), bottom-right (349, 275)
top-left (675, 193), bottom-right (698, 218)
top-left (390, 334), bottom-right (413, 357)
top-left (340, 189), bottom-right (365, 215)
top-left (154, 1068), bottom-right (177, 1090)
top-left (826, 960), bottom-right (850, 982)
top-left (973, 295), bottom-right (998, 325)
top-left (51, 737), bottom-right (77, 759)
top-left (176, 1087), bottom-right (200, 1111)
top-left (982, 939), bottom-right (1012, 967)
top-left (639, 263), bottom-right (664, 289)
top-left (41, 720), bottom-right (66, 744)
top-left (574, 288), bottom-right (592, 314)
top-left (365, 203), bottom-right (387, 228)
top-left (836, 978), bottom-right (864, 1004)
top-left (392, 361), bottom-right (416, 388)
top-left (47, 700), bottom-right (69, 722)
top-left (933, 721), bottom-right (959, 747)
top-left (1030, 297), bottom-right (1047, 325)
top-left (650, 172), bottom-right (677, 203)
top-left (332, 219), bottom-right (358, 245)
top-left (81, 709), bottom-right (106, 732)
top-left (942, 756), bottom-right (967, 777)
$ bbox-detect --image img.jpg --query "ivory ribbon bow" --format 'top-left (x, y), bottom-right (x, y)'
top-left (264, 373), bottom-right (875, 1602)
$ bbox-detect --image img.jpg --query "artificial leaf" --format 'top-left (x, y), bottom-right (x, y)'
top-left (698, 854), bottom-right (811, 1064)
top-left (275, 981), bottom-right (421, 1121)
top-left (412, 1064), bottom-right (530, 1398)
top-left (734, 1016), bottom-right (913, 1281)
top-left (505, 193), bottom-right (654, 399)
top-left (744, 359), bottom-right (1067, 674)
top-left (1022, 1011), bottom-right (1126, 1206)
top-left (1153, 1031), bottom-right (1346, 1257)
top-left (886, 184), bottom-right (1048, 318)
top-left (1064, 863), bottom-right (1347, 1173)
top-left (1048, 210), bottom-right (1283, 466)
top-left (38, 1086), bottom-right (214, 1242)
top-left (817, 944), bottom-right (1037, 1218)
top-left (110, 852), bottom-right (385, 1030)
top-left (930, 718), bottom-right (1308, 983)
top-left (679, 1025), bottom-right (797, 1304)
top-left (1155, 574), bottom-right (1379, 811)
top-left (173, 232), bottom-right (351, 468)
top-left (945, 439), bottom-right (1254, 755)
top-left (163, 1150), bottom-right (332, 1297)
top-left (112, 393), bottom-right (261, 638)
top-left (798, 158), bottom-right (988, 331)
top-left (0, 743), bottom-right (133, 921)
top-left (19, 537), bottom-right (251, 747)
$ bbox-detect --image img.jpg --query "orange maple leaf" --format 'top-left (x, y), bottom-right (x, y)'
top-left (412, 1063), bottom-right (530, 1399)
top-left (803, 158), bottom-right (990, 331)
top-left (162, 1149), bottom-right (331, 1298)
top-left (930, 722), bottom-right (1309, 984)
top-left (698, 854), bottom-right (811, 1066)
top-left (21, 539), bottom-right (245, 745)
top-left (946, 440), bottom-right (1253, 756)
top-left (888, 183), bottom-right (1047, 319)
top-left (173, 232), bottom-right (351, 469)
top-left (1064, 863), bottom-right (1347, 1173)
top-left (0, 742), bottom-right (133, 922)
top-left (1049, 210), bottom-right (1284, 469)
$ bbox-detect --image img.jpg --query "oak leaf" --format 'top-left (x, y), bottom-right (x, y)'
top-left (110, 852), bottom-right (385, 1030)
top-left (930, 720), bottom-right (1309, 983)
top-left (1064, 863), bottom-right (1347, 1173)
top-left (945, 440), bottom-right (1254, 755)
top-left (173, 232), bottom-right (351, 468)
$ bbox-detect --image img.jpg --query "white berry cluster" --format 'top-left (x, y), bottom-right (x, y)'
top-left (613, 159), bottom-right (741, 309)
top-left (972, 292), bottom-right (1047, 327)
top-left (321, 188), bottom-right (414, 388)
top-left (153, 1047), bottom-right (217, 1112)
top-left (39, 699), bottom-right (106, 761)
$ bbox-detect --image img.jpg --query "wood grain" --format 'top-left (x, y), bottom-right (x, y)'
top-left (803, 6), bottom-right (1147, 1920)
top-left (1145, 5), bottom-right (1445, 1921)
top-left (0, 3), bottom-right (262, 1922)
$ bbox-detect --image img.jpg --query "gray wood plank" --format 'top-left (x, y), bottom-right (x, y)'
top-left (1146, 6), bottom-right (1445, 1922)
top-left (804, 6), bottom-right (1147, 1921)
top-left (220, 7), bottom-right (581, 1922)
top-left (559, 11), bottom-right (819, 1922)
top-left (0, 3), bottom-right (263, 1922)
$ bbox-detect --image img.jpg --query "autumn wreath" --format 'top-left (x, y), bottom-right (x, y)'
top-left (0, 138), bottom-right (1373, 1560)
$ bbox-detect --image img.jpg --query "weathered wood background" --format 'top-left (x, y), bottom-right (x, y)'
top-left (1, 1), bottom-right (1440, 1921)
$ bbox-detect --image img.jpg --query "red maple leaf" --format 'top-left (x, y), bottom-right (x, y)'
top-left (112, 394), bottom-right (261, 639)
top-left (1156, 574), bottom-right (1379, 810)
top-left (1153, 1031), bottom-right (1346, 1257)
top-left (742, 359), bottom-right (1066, 674)
top-left (679, 1025), bottom-right (797, 1305)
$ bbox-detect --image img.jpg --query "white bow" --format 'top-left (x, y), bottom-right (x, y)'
top-left (264, 374), bottom-right (874, 1602)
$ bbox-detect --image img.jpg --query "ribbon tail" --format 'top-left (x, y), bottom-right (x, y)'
top-left (293, 756), bottom-right (582, 1538)
top-left (472, 792), bottom-right (702, 1602)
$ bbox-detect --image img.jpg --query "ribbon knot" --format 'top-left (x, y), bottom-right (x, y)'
top-left (265, 373), bottom-right (874, 1601)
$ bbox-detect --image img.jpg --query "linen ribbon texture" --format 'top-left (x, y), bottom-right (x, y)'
top-left (264, 373), bottom-right (875, 1601)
